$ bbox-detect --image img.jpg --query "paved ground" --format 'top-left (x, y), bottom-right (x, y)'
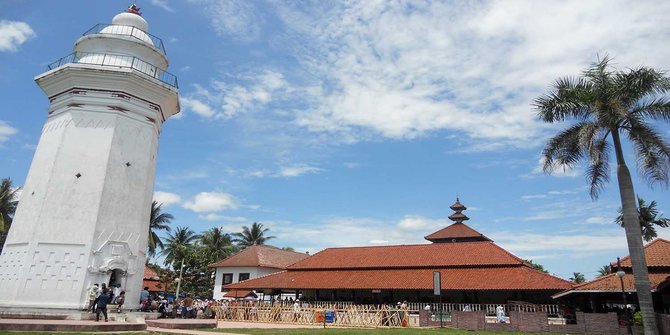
top-left (218, 320), bottom-right (324, 329)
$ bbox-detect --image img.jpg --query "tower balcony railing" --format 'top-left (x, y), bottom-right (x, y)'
top-left (83, 24), bottom-right (167, 55)
top-left (47, 52), bottom-right (178, 88)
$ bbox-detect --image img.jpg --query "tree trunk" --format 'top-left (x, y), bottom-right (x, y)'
top-left (613, 131), bottom-right (658, 335)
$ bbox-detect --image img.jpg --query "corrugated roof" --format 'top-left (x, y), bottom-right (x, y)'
top-left (288, 241), bottom-right (519, 270)
top-left (424, 222), bottom-right (491, 242)
top-left (225, 267), bottom-right (572, 291)
top-left (620, 238), bottom-right (670, 269)
top-left (209, 245), bottom-right (309, 269)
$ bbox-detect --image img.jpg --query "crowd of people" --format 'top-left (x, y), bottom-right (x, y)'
top-left (86, 283), bottom-right (125, 322)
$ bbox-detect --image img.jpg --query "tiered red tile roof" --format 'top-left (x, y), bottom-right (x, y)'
top-left (288, 242), bottom-right (523, 270)
top-left (553, 238), bottom-right (670, 299)
top-left (225, 199), bottom-right (571, 292)
top-left (619, 238), bottom-right (670, 269)
top-left (226, 266), bottom-right (570, 291)
top-left (209, 245), bottom-right (309, 269)
top-left (423, 222), bottom-right (491, 242)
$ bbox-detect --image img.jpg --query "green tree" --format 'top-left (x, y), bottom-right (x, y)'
top-left (281, 246), bottom-right (295, 252)
top-left (597, 264), bottom-right (612, 277)
top-left (570, 272), bottom-right (586, 284)
top-left (161, 226), bottom-right (200, 266)
top-left (0, 178), bottom-right (20, 255)
top-left (616, 197), bottom-right (669, 242)
top-left (535, 56), bottom-right (670, 334)
top-left (200, 227), bottom-right (238, 261)
top-left (524, 259), bottom-right (549, 273)
top-left (232, 222), bottom-right (276, 248)
top-left (148, 201), bottom-right (173, 258)
top-left (179, 245), bottom-right (220, 299)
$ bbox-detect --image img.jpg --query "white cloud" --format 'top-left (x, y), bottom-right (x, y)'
top-left (198, 214), bottom-right (249, 222)
top-left (183, 191), bottom-right (238, 213)
top-left (196, 0), bottom-right (262, 42)
top-left (521, 194), bottom-right (547, 200)
top-left (396, 215), bottom-right (448, 231)
top-left (181, 71), bottom-right (289, 120)
top-left (491, 231), bottom-right (625, 253)
top-left (584, 216), bottom-right (613, 225)
top-left (150, 0), bottom-right (174, 12)
top-left (0, 20), bottom-right (35, 52)
top-left (0, 121), bottom-right (18, 145)
top-left (180, 97), bottom-right (215, 118)
top-left (153, 191), bottom-right (181, 207)
top-left (278, 165), bottom-right (321, 178)
top-left (268, 1), bottom-right (670, 147)
top-left (529, 157), bottom-right (580, 178)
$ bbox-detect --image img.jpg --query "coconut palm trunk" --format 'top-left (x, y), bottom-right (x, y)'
top-left (613, 130), bottom-right (657, 333)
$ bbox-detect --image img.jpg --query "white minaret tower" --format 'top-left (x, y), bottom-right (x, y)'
top-left (0, 5), bottom-right (179, 310)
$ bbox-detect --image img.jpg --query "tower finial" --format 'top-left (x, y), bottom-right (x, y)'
top-left (127, 3), bottom-right (142, 16)
top-left (448, 197), bottom-right (469, 223)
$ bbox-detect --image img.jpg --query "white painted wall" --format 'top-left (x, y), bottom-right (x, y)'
top-left (212, 266), bottom-right (280, 300)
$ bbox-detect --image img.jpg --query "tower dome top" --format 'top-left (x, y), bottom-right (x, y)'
top-left (112, 6), bottom-right (148, 32)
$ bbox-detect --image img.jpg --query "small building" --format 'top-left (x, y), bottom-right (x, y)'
top-left (224, 199), bottom-right (572, 305)
top-left (143, 267), bottom-right (165, 295)
top-left (553, 238), bottom-right (670, 313)
top-left (209, 245), bottom-right (309, 300)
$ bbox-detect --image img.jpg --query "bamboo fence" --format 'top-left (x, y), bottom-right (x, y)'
top-left (212, 303), bottom-right (410, 328)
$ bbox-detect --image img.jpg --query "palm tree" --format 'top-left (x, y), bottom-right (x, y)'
top-left (535, 56), bottom-right (670, 334)
top-left (616, 197), bottom-right (669, 242)
top-left (200, 227), bottom-right (237, 261)
top-left (161, 226), bottom-right (199, 266)
top-left (570, 272), bottom-right (586, 284)
top-left (232, 222), bottom-right (275, 248)
top-left (0, 178), bottom-right (20, 255)
top-left (148, 201), bottom-right (173, 258)
top-left (524, 259), bottom-right (549, 273)
top-left (597, 264), bottom-right (612, 277)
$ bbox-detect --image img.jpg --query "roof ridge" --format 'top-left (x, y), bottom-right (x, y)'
top-left (571, 273), bottom-right (616, 289)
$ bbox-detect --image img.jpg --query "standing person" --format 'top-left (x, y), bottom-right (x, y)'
top-left (87, 284), bottom-right (99, 312)
top-left (112, 284), bottom-right (121, 304)
top-left (115, 291), bottom-right (126, 313)
top-left (96, 289), bottom-right (112, 322)
top-left (292, 299), bottom-right (301, 322)
top-left (182, 294), bottom-right (194, 318)
top-left (496, 305), bottom-right (506, 323)
top-left (140, 287), bottom-right (150, 311)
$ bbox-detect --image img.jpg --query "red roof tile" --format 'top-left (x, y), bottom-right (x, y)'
top-left (553, 272), bottom-right (670, 298)
top-left (620, 239), bottom-right (670, 269)
top-left (225, 267), bottom-right (572, 291)
top-left (288, 241), bottom-right (519, 270)
top-left (144, 267), bottom-right (159, 280)
top-left (424, 223), bottom-right (491, 242)
top-left (143, 279), bottom-right (165, 292)
top-left (209, 245), bottom-right (309, 269)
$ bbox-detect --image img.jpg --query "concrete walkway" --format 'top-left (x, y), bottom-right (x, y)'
top-left (147, 320), bottom-right (326, 335)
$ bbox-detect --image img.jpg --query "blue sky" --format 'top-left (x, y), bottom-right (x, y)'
top-left (1, 0), bottom-right (669, 281)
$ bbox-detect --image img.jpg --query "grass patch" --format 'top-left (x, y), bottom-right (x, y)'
top-left (214, 328), bottom-right (528, 335)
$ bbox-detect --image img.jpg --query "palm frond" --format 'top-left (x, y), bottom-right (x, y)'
top-left (541, 123), bottom-right (591, 174)
top-left (615, 66), bottom-right (670, 108)
top-left (534, 76), bottom-right (594, 122)
top-left (625, 118), bottom-right (670, 186)
top-left (586, 135), bottom-right (611, 199)
top-left (630, 96), bottom-right (670, 121)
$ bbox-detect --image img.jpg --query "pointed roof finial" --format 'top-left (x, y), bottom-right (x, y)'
top-left (448, 197), bottom-right (469, 222)
top-left (127, 3), bottom-right (142, 16)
